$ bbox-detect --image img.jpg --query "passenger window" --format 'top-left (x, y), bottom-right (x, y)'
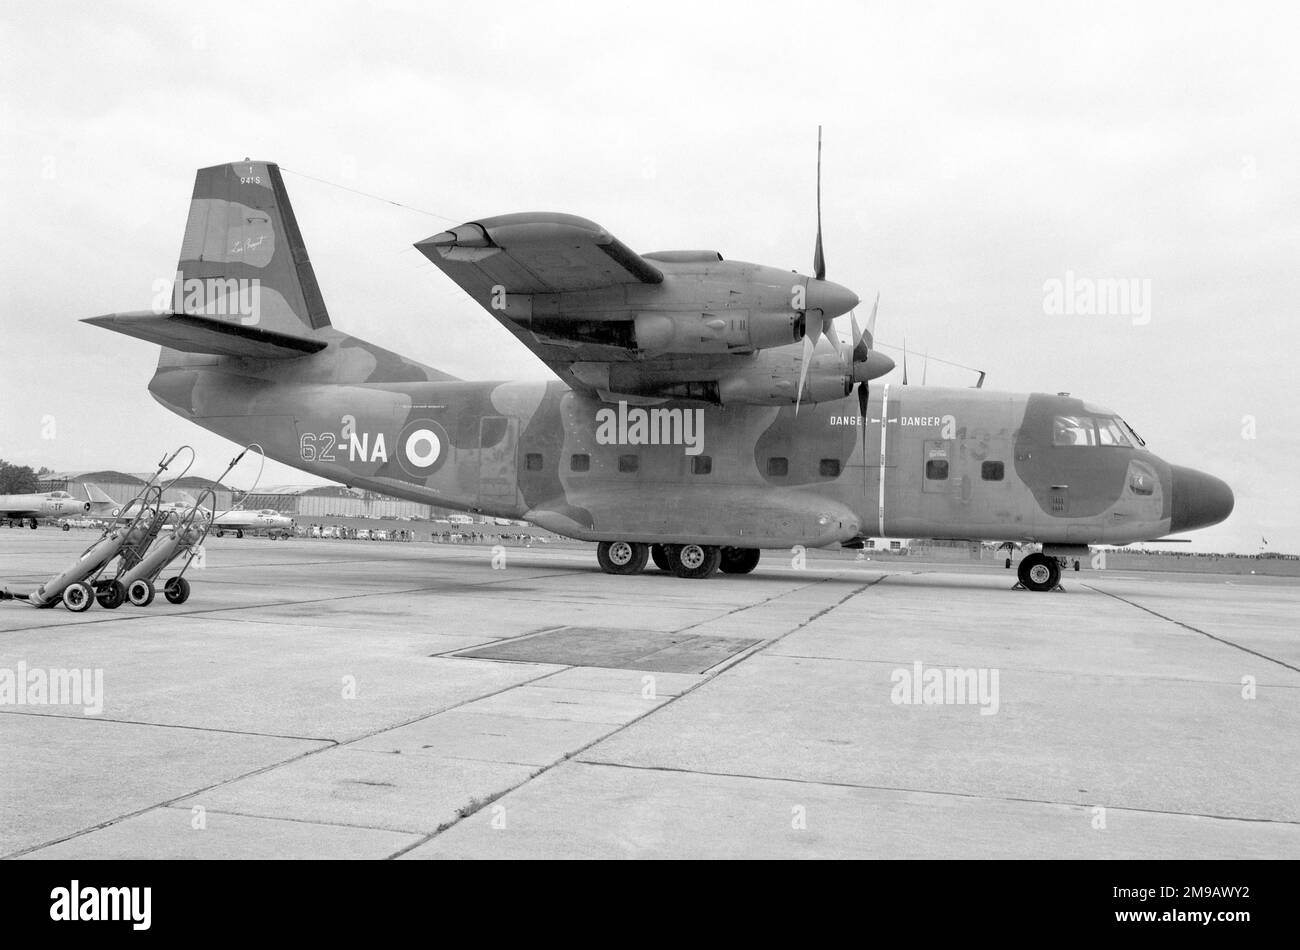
top-left (819, 459), bottom-right (841, 477)
top-left (981, 461), bottom-right (1004, 481)
top-left (570, 453), bottom-right (590, 472)
top-left (926, 459), bottom-right (949, 480)
top-left (692, 455), bottom-right (712, 475)
top-left (1052, 415), bottom-right (1098, 446)
top-left (524, 453), bottom-right (543, 471)
top-left (767, 457), bottom-right (789, 477)
top-left (618, 454), bottom-right (639, 473)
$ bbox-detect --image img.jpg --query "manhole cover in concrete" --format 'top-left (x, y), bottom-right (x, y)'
top-left (455, 626), bottom-right (759, 674)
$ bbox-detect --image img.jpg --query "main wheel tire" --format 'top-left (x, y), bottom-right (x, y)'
top-left (127, 578), bottom-right (156, 607)
top-left (62, 582), bottom-right (93, 612)
top-left (719, 547), bottom-right (761, 574)
top-left (62, 523), bottom-right (71, 532)
top-left (650, 544), bottom-right (670, 571)
top-left (163, 576), bottom-right (191, 605)
top-left (667, 543), bottom-right (721, 579)
top-left (597, 540), bottom-right (649, 575)
top-left (95, 580), bottom-right (126, 609)
top-left (1017, 553), bottom-right (1061, 592)
top-left (236, 529), bottom-right (244, 539)
top-left (30, 519), bottom-right (37, 529)
top-left (215, 530), bottom-right (224, 538)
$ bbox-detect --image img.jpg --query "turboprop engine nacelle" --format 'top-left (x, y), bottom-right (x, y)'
top-left (716, 352), bottom-right (852, 406)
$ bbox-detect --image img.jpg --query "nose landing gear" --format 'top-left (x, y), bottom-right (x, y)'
top-left (1016, 552), bottom-right (1062, 592)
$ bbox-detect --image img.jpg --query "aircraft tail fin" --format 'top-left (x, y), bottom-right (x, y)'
top-left (84, 160), bottom-right (331, 358)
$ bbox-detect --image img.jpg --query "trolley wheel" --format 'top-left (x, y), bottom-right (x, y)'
top-left (62, 523), bottom-right (71, 532)
top-left (95, 580), bottom-right (126, 609)
top-left (163, 576), bottom-right (191, 605)
top-left (62, 582), bottom-right (93, 612)
top-left (127, 578), bottom-right (156, 607)
top-left (215, 530), bottom-right (224, 538)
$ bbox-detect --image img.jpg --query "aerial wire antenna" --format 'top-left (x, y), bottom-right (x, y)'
top-left (279, 166), bottom-right (460, 223)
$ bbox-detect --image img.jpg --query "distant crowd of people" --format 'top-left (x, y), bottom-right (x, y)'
top-left (300, 523), bottom-right (547, 546)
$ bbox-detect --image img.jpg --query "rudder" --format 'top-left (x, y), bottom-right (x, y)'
top-left (171, 161), bottom-right (331, 334)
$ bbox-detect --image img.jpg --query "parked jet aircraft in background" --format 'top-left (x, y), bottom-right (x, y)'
top-left (85, 156), bottom-right (1232, 590)
top-left (108, 492), bottom-right (294, 539)
top-left (209, 509), bottom-right (295, 539)
top-left (1, 486), bottom-right (113, 529)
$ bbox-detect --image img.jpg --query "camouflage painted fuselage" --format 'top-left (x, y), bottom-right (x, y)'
top-left (95, 160), bottom-right (1230, 550)
top-left (148, 340), bottom-right (1193, 548)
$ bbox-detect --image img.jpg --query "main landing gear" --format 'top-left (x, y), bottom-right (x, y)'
top-left (599, 542), bottom-right (761, 579)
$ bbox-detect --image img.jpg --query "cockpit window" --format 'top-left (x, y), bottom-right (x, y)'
top-left (1052, 415), bottom-right (1097, 446)
top-left (1053, 415), bottom-right (1136, 448)
top-left (1096, 418), bottom-right (1133, 447)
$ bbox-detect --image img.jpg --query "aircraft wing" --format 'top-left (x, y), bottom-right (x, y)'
top-left (0, 505), bottom-right (41, 518)
top-left (415, 213), bottom-right (664, 383)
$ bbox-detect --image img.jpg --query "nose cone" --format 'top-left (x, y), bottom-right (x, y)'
top-left (1169, 465), bottom-right (1235, 533)
top-left (805, 279), bottom-right (859, 320)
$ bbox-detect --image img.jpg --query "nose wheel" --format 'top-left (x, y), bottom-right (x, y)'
top-left (1016, 553), bottom-right (1062, 592)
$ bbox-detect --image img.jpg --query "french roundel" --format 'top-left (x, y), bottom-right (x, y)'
top-left (396, 419), bottom-right (449, 479)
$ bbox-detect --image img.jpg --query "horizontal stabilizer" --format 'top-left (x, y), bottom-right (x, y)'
top-left (84, 311), bottom-right (327, 359)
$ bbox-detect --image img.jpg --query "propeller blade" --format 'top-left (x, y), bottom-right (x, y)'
top-left (813, 126), bottom-right (825, 281)
top-left (795, 335), bottom-right (815, 414)
top-left (902, 338), bottom-right (909, 385)
top-left (806, 314), bottom-right (822, 350)
top-left (922, 351), bottom-right (928, 386)
top-left (852, 293), bottom-right (879, 364)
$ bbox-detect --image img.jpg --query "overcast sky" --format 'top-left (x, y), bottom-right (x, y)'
top-left (2, 0), bottom-right (1296, 553)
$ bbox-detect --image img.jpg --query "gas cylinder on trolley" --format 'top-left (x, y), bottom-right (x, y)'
top-left (27, 519), bottom-right (154, 611)
top-left (116, 522), bottom-right (205, 607)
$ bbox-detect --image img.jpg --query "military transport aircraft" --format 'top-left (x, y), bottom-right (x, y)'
top-left (84, 157), bottom-right (1233, 591)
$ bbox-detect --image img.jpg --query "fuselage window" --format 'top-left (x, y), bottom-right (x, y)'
top-left (524, 453), bottom-right (543, 471)
top-left (926, 459), bottom-right (949, 480)
top-left (570, 453), bottom-right (590, 472)
top-left (819, 458), bottom-right (841, 477)
top-left (767, 457), bottom-right (789, 477)
top-left (618, 454), bottom-right (639, 473)
top-left (981, 461), bottom-right (1004, 481)
top-left (692, 455), bottom-right (713, 475)
top-left (1052, 415), bottom-right (1098, 446)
